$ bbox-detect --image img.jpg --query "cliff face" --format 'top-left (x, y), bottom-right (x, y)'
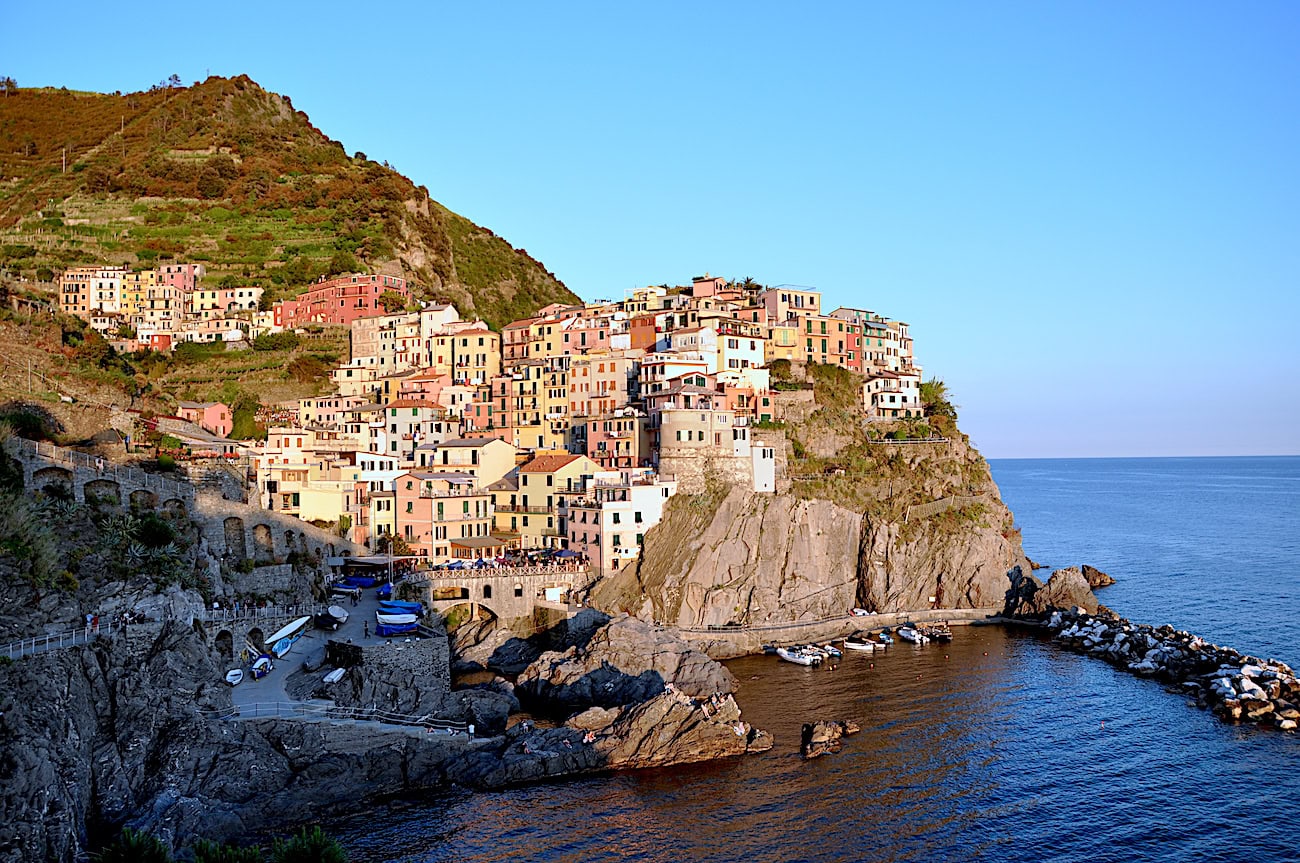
top-left (590, 434), bottom-right (1029, 628)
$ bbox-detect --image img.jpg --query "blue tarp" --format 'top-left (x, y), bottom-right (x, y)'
top-left (375, 583), bottom-right (393, 599)
top-left (375, 621), bottom-right (419, 637)
top-left (379, 600), bottom-right (423, 614)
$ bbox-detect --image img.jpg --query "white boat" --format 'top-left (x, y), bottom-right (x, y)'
top-left (224, 668), bottom-right (244, 686)
top-left (327, 605), bottom-right (349, 624)
top-left (821, 643), bottom-right (843, 658)
top-left (843, 636), bottom-right (876, 652)
top-left (897, 626), bottom-right (929, 644)
top-left (375, 612), bottom-right (418, 625)
top-left (322, 667), bottom-right (346, 684)
top-left (777, 646), bottom-right (821, 666)
top-left (265, 615), bottom-right (312, 646)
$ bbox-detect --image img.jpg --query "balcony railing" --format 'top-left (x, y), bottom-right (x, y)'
top-left (494, 504), bottom-right (552, 514)
top-left (418, 488), bottom-right (484, 499)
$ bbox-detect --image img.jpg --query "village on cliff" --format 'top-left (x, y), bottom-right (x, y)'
top-left (53, 265), bottom-right (927, 577)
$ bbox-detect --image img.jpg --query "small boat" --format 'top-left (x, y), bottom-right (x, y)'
top-left (897, 626), bottom-right (929, 645)
top-left (375, 621), bottom-right (419, 637)
top-left (821, 643), bottom-right (843, 658)
top-left (341, 574), bottom-right (381, 588)
top-left (249, 654), bottom-right (273, 679)
top-left (843, 635), bottom-right (877, 652)
top-left (224, 668), bottom-right (244, 686)
top-left (376, 582), bottom-right (393, 600)
top-left (924, 622), bottom-right (953, 642)
top-left (776, 646), bottom-right (821, 666)
top-left (375, 612), bottom-right (418, 625)
top-left (378, 600), bottom-right (423, 614)
top-left (265, 615), bottom-right (312, 646)
top-left (322, 667), bottom-right (346, 685)
top-left (876, 629), bottom-right (895, 645)
top-left (328, 605), bottom-right (350, 623)
top-left (329, 585), bottom-right (361, 600)
top-left (851, 608), bottom-right (872, 617)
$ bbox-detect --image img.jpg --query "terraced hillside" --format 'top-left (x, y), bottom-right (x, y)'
top-left (0, 76), bottom-right (576, 329)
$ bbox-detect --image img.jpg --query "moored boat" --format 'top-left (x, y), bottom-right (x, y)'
top-left (249, 654), bottom-right (273, 679)
top-left (897, 626), bottom-right (929, 644)
top-left (821, 643), bottom-right (843, 658)
top-left (843, 635), bottom-right (876, 652)
top-left (224, 668), bottom-right (243, 686)
top-left (375, 612), bottom-right (419, 625)
top-left (776, 646), bottom-right (821, 666)
top-left (876, 629), bottom-right (895, 645)
top-left (322, 667), bottom-right (346, 684)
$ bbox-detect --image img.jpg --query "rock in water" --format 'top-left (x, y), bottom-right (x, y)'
top-left (1004, 565), bottom-right (1100, 618)
top-left (1082, 565), bottom-right (1116, 588)
top-left (800, 719), bottom-right (859, 759)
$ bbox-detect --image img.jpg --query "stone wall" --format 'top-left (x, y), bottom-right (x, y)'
top-left (227, 564), bottom-right (295, 596)
top-left (329, 634), bottom-right (451, 714)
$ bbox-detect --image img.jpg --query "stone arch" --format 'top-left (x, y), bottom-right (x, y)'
top-left (482, 584), bottom-right (493, 600)
top-left (83, 478), bottom-right (122, 506)
top-left (129, 489), bottom-right (158, 510)
top-left (224, 517), bottom-right (247, 559)
top-left (431, 584), bottom-right (470, 602)
top-left (247, 627), bottom-right (264, 653)
top-left (313, 546), bottom-right (322, 560)
top-left (32, 466), bottom-right (73, 498)
top-left (252, 524), bottom-right (275, 564)
top-left (514, 582), bottom-right (524, 598)
top-left (162, 497), bottom-right (187, 517)
top-left (297, 532), bottom-right (308, 553)
top-left (284, 530), bottom-right (296, 552)
top-left (435, 601), bottom-right (497, 633)
top-left (215, 629), bottom-right (234, 660)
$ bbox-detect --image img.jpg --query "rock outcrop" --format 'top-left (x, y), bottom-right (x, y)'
top-left (1003, 565), bottom-right (1101, 618)
top-left (516, 614), bottom-right (737, 714)
top-left (1082, 564), bottom-right (1116, 588)
top-left (589, 437), bottom-right (1030, 631)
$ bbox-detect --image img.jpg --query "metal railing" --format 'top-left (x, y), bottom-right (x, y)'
top-left (3, 626), bottom-right (98, 660)
top-left (197, 603), bottom-right (330, 624)
top-left (204, 701), bottom-right (469, 732)
top-left (407, 562), bottom-right (586, 583)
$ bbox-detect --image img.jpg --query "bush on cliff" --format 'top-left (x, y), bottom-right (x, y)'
top-left (91, 827), bottom-right (172, 863)
top-left (192, 838), bottom-right (265, 862)
top-left (270, 826), bottom-right (348, 863)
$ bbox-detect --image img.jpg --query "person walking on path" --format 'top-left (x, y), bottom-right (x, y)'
top-left (364, 622), bottom-right (370, 639)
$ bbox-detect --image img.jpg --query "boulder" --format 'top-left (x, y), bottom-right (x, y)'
top-left (1082, 565), bottom-right (1116, 589)
top-left (516, 614), bottom-right (736, 716)
top-left (800, 719), bottom-right (860, 759)
top-left (1005, 566), bottom-right (1100, 618)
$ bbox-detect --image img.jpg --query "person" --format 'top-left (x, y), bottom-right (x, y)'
top-left (363, 622), bottom-right (369, 639)
top-left (92, 614), bottom-right (99, 634)
top-left (84, 613), bottom-right (92, 637)
top-left (95, 456), bottom-right (104, 475)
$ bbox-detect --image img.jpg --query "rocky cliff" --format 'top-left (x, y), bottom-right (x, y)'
top-left (590, 433), bottom-right (1030, 630)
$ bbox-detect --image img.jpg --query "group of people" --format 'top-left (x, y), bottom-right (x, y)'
top-left (83, 610), bottom-right (143, 637)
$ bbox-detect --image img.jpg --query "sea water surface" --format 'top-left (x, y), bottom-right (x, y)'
top-left (333, 457), bottom-right (1300, 862)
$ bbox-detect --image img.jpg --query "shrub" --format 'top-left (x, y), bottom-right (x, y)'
top-left (270, 826), bottom-right (348, 863)
top-left (91, 827), bottom-right (172, 863)
top-left (157, 454), bottom-right (177, 471)
top-left (192, 839), bottom-right (264, 863)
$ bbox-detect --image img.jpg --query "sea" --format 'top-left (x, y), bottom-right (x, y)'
top-left (332, 456), bottom-right (1300, 863)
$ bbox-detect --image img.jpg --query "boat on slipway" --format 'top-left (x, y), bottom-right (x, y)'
top-left (266, 616), bottom-right (312, 658)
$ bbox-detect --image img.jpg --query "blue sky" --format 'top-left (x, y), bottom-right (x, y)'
top-left (5, 2), bottom-right (1298, 458)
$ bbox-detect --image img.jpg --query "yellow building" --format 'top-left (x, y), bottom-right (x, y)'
top-left (510, 452), bottom-right (602, 549)
top-left (451, 327), bottom-right (502, 387)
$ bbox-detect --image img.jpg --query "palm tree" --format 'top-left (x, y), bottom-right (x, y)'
top-left (920, 378), bottom-right (957, 420)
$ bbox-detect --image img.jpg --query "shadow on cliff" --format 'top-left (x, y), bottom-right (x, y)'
top-left (462, 609), bottom-right (611, 677)
top-left (516, 664), bottom-right (667, 719)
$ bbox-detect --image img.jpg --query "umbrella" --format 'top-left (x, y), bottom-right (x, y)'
top-left (554, 549), bottom-right (579, 558)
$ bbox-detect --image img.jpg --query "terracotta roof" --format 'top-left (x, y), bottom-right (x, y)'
top-left (519, 453), bottom-right (583, 473)
top-left (384, 399), bottom-right (439, 409)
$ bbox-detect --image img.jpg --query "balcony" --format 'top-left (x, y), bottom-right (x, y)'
top-left (418, 488), bottom-right (483, 499)
top-left (494, 504), bottom-right (551, 514)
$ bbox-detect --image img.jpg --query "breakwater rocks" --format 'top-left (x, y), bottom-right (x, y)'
top-left (800, 719), bottom-right (861, 759)
top-left (1045, 610), bottom-right (1299, 732)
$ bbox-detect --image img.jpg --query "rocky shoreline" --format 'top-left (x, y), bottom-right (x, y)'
top-left (1041, 608), bottom-right (1299, 732)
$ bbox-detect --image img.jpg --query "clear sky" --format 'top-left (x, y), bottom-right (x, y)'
top-left (5, 2), bottom-right (1299, 458)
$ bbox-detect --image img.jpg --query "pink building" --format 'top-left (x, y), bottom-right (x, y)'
top-left (177, 401), bottom-right (233, 437)
top-left (273, 274), bottom-right (409, 329)
top-left (158, 263), bottom-right (206, 294)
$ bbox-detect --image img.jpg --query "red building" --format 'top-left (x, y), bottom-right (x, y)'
top-left (273, 274), bottom-right (409, 329)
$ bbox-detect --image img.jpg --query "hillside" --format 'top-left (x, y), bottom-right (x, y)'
top-left (0, 76), bottom-right (577, 329)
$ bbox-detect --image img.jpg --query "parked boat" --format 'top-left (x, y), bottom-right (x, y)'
top-left (265, 616), bottom-right (311, 645)
top-left (378, 600), bottom-right (423, 615)
top-left (322, 667), bottom-right (346, 685)
top-left (843, 635), bottom-right (876, 652)
top-left (376, 582), bottom-right (393, 600)
top-left (776, 646), bottom-right (821, 666)
top-left (328, 605), bottom-right (350, 623)
top-left (375, 621), bottom-right (419, 637)
top-left (249, 654), bottom-right (273, 679)
top-left (821, 643), bottom-right (844, 658)
top-left (923, 622), bottom-right (953, 642)
top-left (224, 668), bottom-right (244, 686)
top-left (876, 629), bottom-right (895, 645)
top-left (897, 626), bottom-right (929, 644)
top-left (375, 612), bottom-right (419, 626)
top-left (329, 585), bottom-right (361, 600)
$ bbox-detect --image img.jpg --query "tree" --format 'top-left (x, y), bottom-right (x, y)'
top-left (91, 828), bottom-right (172, 863)
top-left (327, 249), bottom-right (358, 276)
top-left (167, 73), bottom-right (182, 88)
top-left (376, 289), bottom-right (406, 313)
top-left (191, 839), bottom-right (264, 863)
top-left (920, 378), bottom-right (958, 421)
top-left (0, 76), bottom-right (16, 97)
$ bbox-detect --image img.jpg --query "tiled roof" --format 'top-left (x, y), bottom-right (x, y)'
top-left (519, 453), bottom-right (583, 473)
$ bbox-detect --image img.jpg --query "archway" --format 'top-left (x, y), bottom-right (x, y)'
top-left (224, 517), bottom-right (247, 559)
top-left (247, 627), bottom-right (265, 654)
top-left (83, 478), bottom-right (122, 506)
top-left (129, 489), bottom-right (158, 510)
top-left (32, 466), bottom-right (73, 498)
top-left (215, 629), bottom-right (234, 660)
top-left (162, 498), bottom-right (187, 517)
top-left (252, 524), bottom-right (274, 564)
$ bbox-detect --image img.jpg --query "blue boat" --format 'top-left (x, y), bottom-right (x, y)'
top-left (375, 582), bottom-right (393, 599)
top-left (375, 621), bottom-right (419, 637)
top-left (342, 574), bottom-right (381, 588)
top-left (379, 600), bottom-right (423, 614)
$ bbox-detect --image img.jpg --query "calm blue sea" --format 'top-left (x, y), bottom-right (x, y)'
top-left (332, 456), bottom-right (1300, 863)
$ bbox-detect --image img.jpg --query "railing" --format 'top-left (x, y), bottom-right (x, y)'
top-left (15, 438), bottom-right (194, 499)
top-left (408, 562), bottom-right (586, 583)
top-left (418, 488), bottom-right (484, 499)
top-left (197, 603), bottom-right (329, 624)
top-left (3, 626), bottom-right (99, 660)
top-left (204, 701), bottom-right (469, 732)
top-left (493, 504), bottom-right (551, 514)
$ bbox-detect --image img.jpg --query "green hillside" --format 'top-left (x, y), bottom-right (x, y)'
top-left (0, 76), bottom-right (576, 329)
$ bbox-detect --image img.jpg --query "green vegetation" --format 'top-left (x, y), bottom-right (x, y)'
top-left (92, 826), bottom-right (350, 863)
top-left (0, 76), bottom-right (576, 328)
